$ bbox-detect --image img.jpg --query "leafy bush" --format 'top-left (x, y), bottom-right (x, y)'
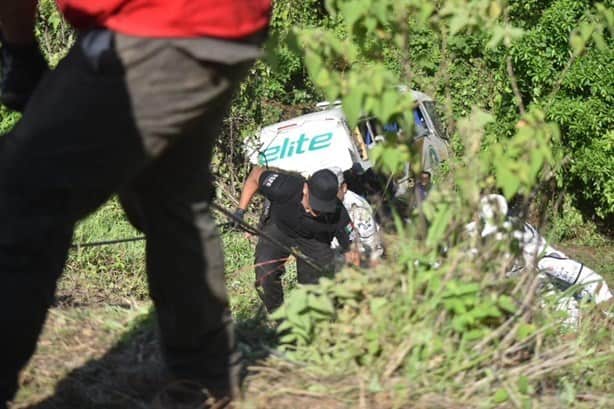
top-left (496, 0), bottom-right (614, 221)
top-left (250, 1), bottom-right (613, 407)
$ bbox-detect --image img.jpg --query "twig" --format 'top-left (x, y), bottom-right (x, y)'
top-left (502, 322), bottom-right (555, 356)
top-left (359, 372), bottom-right (367, 409)
top-left (216, 182), bottom-right (241, 209)
top-left (473, 275), bottom-right (541, 351)
top-left (506, 56), bottom-right (526, 116)
top-left (383, 339), bottom-right (413, 379)
top-left (504, 381), bottom-right (523, 409)
top-left (547, 54), bottom-right (579, 101)
top-left (248, 365), bottom-right (286, 376)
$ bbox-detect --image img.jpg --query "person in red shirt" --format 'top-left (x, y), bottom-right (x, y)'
top-left (0, 1), bottom-right (271, 407)
top-left (0, 0), bottom-right (270, 109)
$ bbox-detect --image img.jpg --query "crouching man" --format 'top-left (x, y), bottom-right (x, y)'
top-left (235, 166), bottom-right (359, 312)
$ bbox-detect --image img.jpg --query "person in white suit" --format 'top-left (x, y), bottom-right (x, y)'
top-left (466, 194), bottom-right (612, 327)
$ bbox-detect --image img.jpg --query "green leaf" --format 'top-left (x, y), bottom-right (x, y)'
top-left (493, 388), bottom-right (509, 403)
top-left (443, 299), bottom-right (466, 314)
top-left (372, 73), bottom-right (384, 95)
top-left (517, 323), bottom-right (536, 341)
top-left (371, 143), bottom-right (410, 175)
top-left (380, 90), bottom-right (399, 123)
top-left (449, 13), bottom-right (469, 36)
top-left (276, 320), bottom-right (293, 334)
top-left (579, 22), bottom-right (594, 42)
top-left (426, 203), bottom-right (452, 247)
top-left (569, 34), bottom-right (585, 56)
top-left (487, 25), bottom-right (505, 49)
top-left (452, 316), bottom-right (469, 332)
top-left (518, 375), bottom-right (530, 395)
top-left (364, 16), bottom-right (378, 33)
top-left (465, 328), bottom-right (485, 341)
top-left (496, 164), bottom-right (520, 198)
top-left (368, 376), bottom-right (383, 392)
top-left (592, 31), bottom-right (607, 51)
top-left (279, 333), bottom-right (298, 344)
top-left (343, 90), bottom-right (363, 127)
top-left (369, 297), bottom-right (387, 315)
top-left (489, 1), bottom-right (502, 19)
top-left (286, 288), bottom-right (309, 324)
top-left (367, 339), bottom-right (381, 355)
top-left (497, 295), bottom-right (518, 314)
top-left (455, 283), bottom-right (480, 296)
top-left (268, 306), bottom-right (287, 321)
top-left (333, 286), bottom-right (357, 300)
top-left (340, 1), bottom-right (364, 33)
top-left (372, 1), bottom-right (389, 24)
top-left (472, 303), bottom-right (502, 319)
top-left (314, 69), bottom-right (331, 88)
top-left (304, 50), bottom-right (322, 77)
top-left (307, 294), bottom-right (335, 315)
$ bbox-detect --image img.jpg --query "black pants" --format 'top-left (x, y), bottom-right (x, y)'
top-left (0, 30), bottom-right (260, 406)
top-left (255, 221), bottom-right (336, 312)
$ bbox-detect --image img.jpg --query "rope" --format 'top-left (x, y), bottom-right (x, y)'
top-left (210, 202), bottom-right (329, 277)
top-left (70, 236), bottom-right (145, 249)
top-left (70, 221), bottom-right (235, 249)
top-left (69, 202), bottom-right (332, 279)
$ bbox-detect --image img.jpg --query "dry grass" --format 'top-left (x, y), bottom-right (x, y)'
top-left (8, 243), bottom-right (614, 409)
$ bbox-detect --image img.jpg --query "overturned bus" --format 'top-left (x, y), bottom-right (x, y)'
top-left (244, 89), bottom-right (450, 196)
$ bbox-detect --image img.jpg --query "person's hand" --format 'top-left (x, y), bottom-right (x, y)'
top-left (344, 249), bottom-right (361, 267)
top-left (231, 208), bottom-right (245, 229)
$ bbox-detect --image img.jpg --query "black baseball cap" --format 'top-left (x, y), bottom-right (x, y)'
top-left (307, 169), bottom-right (339, 213)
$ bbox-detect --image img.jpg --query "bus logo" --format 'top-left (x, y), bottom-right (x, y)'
top-left (258, 132), bottom-right (333, 164)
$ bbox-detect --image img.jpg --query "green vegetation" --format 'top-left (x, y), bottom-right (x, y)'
top-left (1, 0), bottom-right (613, 408)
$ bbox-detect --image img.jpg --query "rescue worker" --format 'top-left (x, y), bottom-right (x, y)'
top-left (467, 194), bottom-right (613, 327)
top-left (0, 0), bottom-right (271, 407)
top-left (235, 166), bottom-right (359, 312)
top-left (329, 167), bottom-right (384, 264)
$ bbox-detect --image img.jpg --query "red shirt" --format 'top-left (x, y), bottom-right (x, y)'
top-left (56, 0), bottom-right (271, 39)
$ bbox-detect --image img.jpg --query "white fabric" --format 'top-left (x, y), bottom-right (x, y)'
top-left (541, 279), bottom-right (581, 329)
top-left (331, 190), bottom-right (384, 260)
top-left (470, 195), bottom-right (612, 305)
top-left (479, 194), bottom-right (509, 236)
top-left (513, 222), bottom-right (612, 304)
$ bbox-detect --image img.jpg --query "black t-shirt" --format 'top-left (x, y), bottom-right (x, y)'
top-left (258, 170), bottom-right (353, 250)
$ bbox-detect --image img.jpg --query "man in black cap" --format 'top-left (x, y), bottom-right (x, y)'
top-left (235, 166), bottom-right (358, 312)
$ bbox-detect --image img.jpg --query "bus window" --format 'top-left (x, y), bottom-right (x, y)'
top-left (383, 122), bottom-right (399, 133)
top-left (413, 108), bottom-right (428, 138)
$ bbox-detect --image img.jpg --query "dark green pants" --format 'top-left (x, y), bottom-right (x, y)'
top-left (0, 30), bottom-right (262, 406)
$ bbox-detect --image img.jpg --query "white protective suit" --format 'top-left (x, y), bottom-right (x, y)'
top-left (467, 195), bottom-right (612, 327)
top-left (341, 190), bottom-right (384, 261)
top-left (328, 166), bottom-right (384, 262)
top-left (512, 222), bottom-right (612, 304)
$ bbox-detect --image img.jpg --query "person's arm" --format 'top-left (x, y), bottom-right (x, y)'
top-left (334, 207), bottom-right (361, 266)
top-left (334, 207), bottom-right (353, 250)
top-left (238, 166), bottom-right (265, 211)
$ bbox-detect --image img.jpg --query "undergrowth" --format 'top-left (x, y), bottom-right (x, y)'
top-left (255, 233), bottom-right (613, 408)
